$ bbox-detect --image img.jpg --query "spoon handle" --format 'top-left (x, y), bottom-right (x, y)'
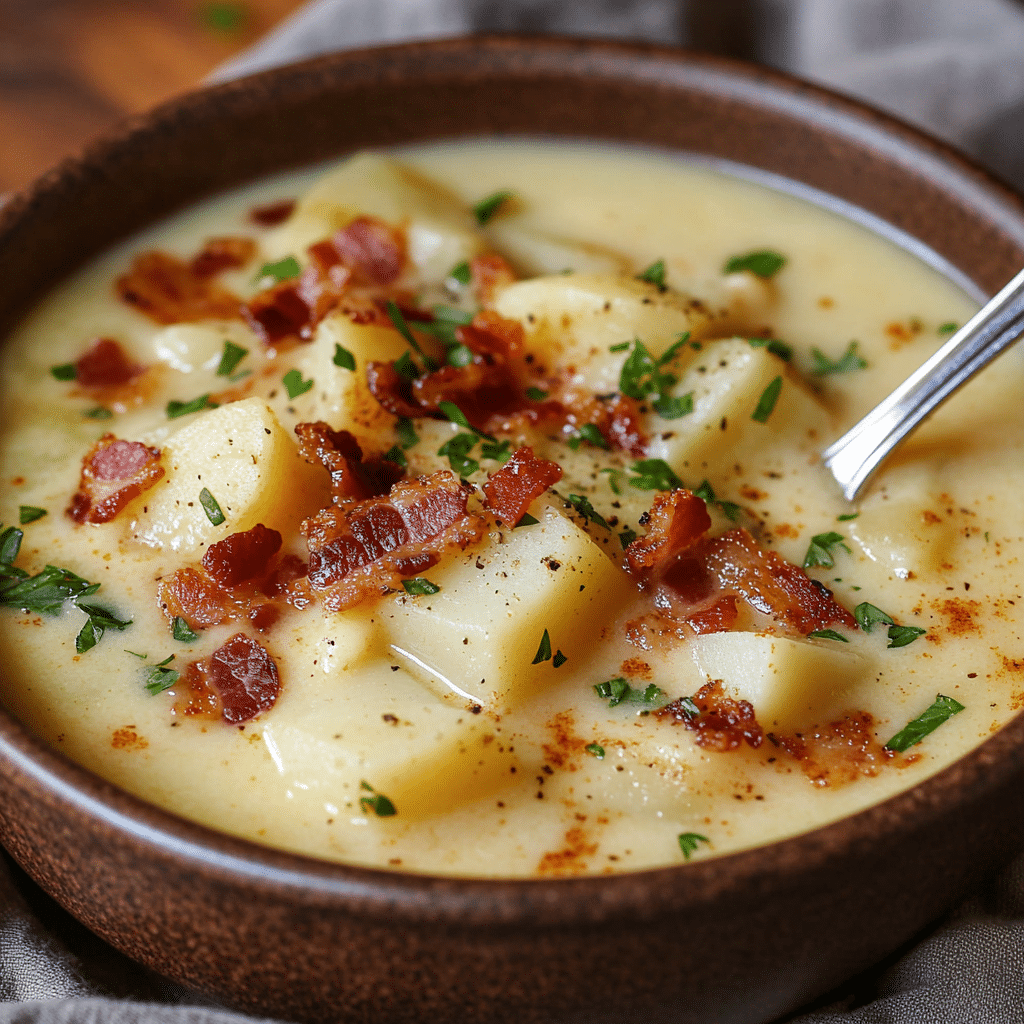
top-left (822, 267), bottom-right (1024, 502)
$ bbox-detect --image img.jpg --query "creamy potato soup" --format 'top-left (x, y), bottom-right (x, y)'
top-left (0, 141), bottom-right (1019, 878)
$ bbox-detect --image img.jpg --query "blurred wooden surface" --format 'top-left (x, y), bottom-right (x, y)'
top-left (0, 0), bottom-right (307, 195)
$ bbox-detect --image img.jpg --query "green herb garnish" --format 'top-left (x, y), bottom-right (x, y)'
top-left (811, 341), bottom-right (867, 375)
top-left (566, 494), bottom-right (610, 530)
top-left (283, 369), bottom-right (313, 399)
top-left (145, 655), bottom-right (180, 695)
top-left (359, 780), bottom-right (397, 817)
top-left (216, 340), bottom-right (249, 377)
top-left (480, 438), bottom-right (512, 463)
top-left (803, 531), bottom-right (850, 569)
top-left (18, 507), bottom-right (46, 525)
top-left (886, 625), bottom-right (928, 649)
top-left (437, 433), bottom-right (479, 477)
top-left (937, 321), bottom-right (959, 335)
top-left (619, 527), bottom-right (638, 549)
top-left (75, 603), bottom-right (132, 654)
top-left (677, 832), bottom-right (710, 860)
top-left (525, 387), bottom-right (549, 401)
top-left (473, 190), bottom-right (514, 225)
top-left (693, 480), bottom-right (742, 521)
top-left (724, 250), bottom-right (786, 278)
top-left (517, 514), bottom-right (539, 527)
top-left (256, 255), bottom-right (300, 283)
top-left (608, 341), bottom-right (631, 353)
top-left (593, 677), bottom-right (662, 708)
top-left (628, 459), bottom-right (683, 491)
top-left (618, 336), bottom-right (691, 419)
top-left (636, 259), bottom-right (666, 288)
top-left (402, 578), bottom-right (441, 596)
top-left (854, 602), bottom-right (895, 632)
top-left (50, 363), bottom-right (76, 382)
top-left (200, 1), bottom-right (246, 33)
top-left (884, 694), bottom-right (965, 752)
top-left (807, 628), bottom-right (849, 642)
top-left (448, 261), bottom-right (472, 285)
top-left (166, 394), bottom-right (217, 419)
top-left (570, 424), bottom-right (609, 450)
top-left (332, 344), bottom-right (356, 371)
top-left (837, 512), bottom-right (860, 521)
top-left (396, 418), bottom-right (419, 450)
top-left (199, 487), bottom-right (225, 526)
top-left (392, 351), bottom-right (419, 381)
top-left (84, 407), bottom-right (113, 420)
top-left (751, 376), bottom-right (783, 423)
top-left (585, 743), bottom-right (605, 759)
top-left (383, 445), bottom-right (407, 469)
top-left (532, 629), bottom-right (553, 665)
top-left (437, 400), bottom-right (495, 441)
top-left (385, 300), bottom-right (435, 367)
top-left (172, 617), bottom-right (199, 643)
top-left (747, 337), bottom-right (793, 361)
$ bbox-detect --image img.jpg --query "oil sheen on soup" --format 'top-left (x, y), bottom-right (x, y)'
top-left (0, 142), bottom-right (1019, 878)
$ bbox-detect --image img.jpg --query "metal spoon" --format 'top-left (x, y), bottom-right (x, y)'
top-left (822, 266), bottom-right (1024, 502)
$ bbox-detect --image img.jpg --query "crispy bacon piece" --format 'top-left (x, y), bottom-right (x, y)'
top-left (190, 236), bottom-right (257, 278)
top-left (173, 659), bottom-right (221, 719)
top-left (302, 470), bottom-right (486, 612)
top-left (208, 633), bottom-right (280, 723)
top-left (241, 281), bottom-right (313, 346)
top-left (250, 199), bottom-right (296, 227)
top-left (73, 338), bottom-right (145, 388)
top-left (68, 435), bottom-right (164, 524)
top-left (457, 310), bottom-right (524, 361)
top-left (471, 254), bottom-right (517, 307)
top-left (330, 216), bottom-right (405, 286)
top-left (201, 524), bottom-right (283, 589)
top-left (625, 490), bottom-right (711, 576)
top-left (366, 360), bottom-right (424, 419)
top-left (295, 422), bottom-right (403, 503)
top-left (482, 446), bottom-right (562, 526)
top-left (158, 567), bottom-right (239, 629)
top-left (656, 680), bottom-right (764, 752)
top-left (116, 251), bottom-right (241, 324)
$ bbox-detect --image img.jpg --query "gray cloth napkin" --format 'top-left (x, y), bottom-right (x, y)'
top-left (5, 1), bottom-right (1024, 1020)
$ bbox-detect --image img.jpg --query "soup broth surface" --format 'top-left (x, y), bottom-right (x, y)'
top-left (0, 141), bottom-right (1019, 878)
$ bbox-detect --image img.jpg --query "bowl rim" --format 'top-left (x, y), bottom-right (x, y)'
top-left (1, 34), bottom-right (1023, 928)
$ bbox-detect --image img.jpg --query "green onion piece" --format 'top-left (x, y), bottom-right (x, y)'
top-left (393, 351), bottom-right (419, 380)
top-left (401, 578), bottom-right (440, 596)
top-left (50, 363), bottom-right (76, 381)
top-left (751, 376), bottom-right (783, 423)
top-left (396, 418), bottom-right (419, 450)
top-left (811, 341), bottom-right (867, 375)
top-left (332, 344), bottom-right (356, 371)
top-left (18, 507), bottom-right (46, 525)
top-left (283, 369), bottom-right (313, 399)
top-left (724, 250), bottom-right (786, 278)
top-left (532, 629), bottom-right (552, 665)
top-left (199, 487), bottom-right (225, 526)
top-left (166, 394), bottom-right (217, 419)
top-left (677, 832), bottom-right (710, 860)
top-left (473, 190), bottom-right (514, 225)
top-left (216, 340), bottom-right (248, 377)
top-left (608, 341), bottom-right (631, 353)
top-left (837, 512), bottom-right (860, 521)
top-left (747, 337), bottom-right (793, 361)
top-left (437, 400), bottom-right (495, 441)
top-left (437, 433), bottom-right (479, 477)
top-left (200, 1), bottom-right (246, 33)
top-left (636, 259), bottom-right (666, 288)
top-left (937, 321), bottom-right (959, 335)
top-left (884, 694), bottom-right (965, 752)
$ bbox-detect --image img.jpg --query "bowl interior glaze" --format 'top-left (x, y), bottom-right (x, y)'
top-left (0, 37), bottom-right (1023, 1024)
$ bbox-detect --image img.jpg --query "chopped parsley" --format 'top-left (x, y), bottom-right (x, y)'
top-left (585, 743), bottom-right (605, 759)
top-left (199, 487), bottom-right (225, 526)
top-left (480, 438), bottom-right (512, 463)
top-left (396, 418), bottom-right (419, 450)
top-left (172, 617), bottom-right (200, 643)
top-left (473, 190), bottom-right (514, 225)
top-left (593, 677), bottom-right (662, 708)
top-left (256, 255), bottom-right (300, 283)
top-left (18, 506), bottom-right (46, 525)
top-left (392, 351), bottom-right (419, 380)
top-left (619, 527), bottom-right (638, 549)
top-left (359, 780), bottom-right (397, 817)
top-left (600, 467), bottom-right (623, 495)
top-left (144, 655), bottom-right (180, 695)
top-left (853, 601), bottom-right (927, 648)
top-left (628, 459), bottom-right (683, 491)
top-left (517, 513), bottom-right (540, 527)
top-left (618, 336), bottom-right (693, 419)
top-left (636, 259), bottom-right (666, 288)
top-left (437, 400), bottom-right (495, 441)
top-left (385, 300), bottom-right (435, 367)
top-left (751, 376), bottom-right (783, 423)
top-left (693, 480), bottom-right (742, 522)
top-left (532, 629), bottom-right (553, 665)
top-left (84, 407), bottom-right (113, 420)
top-left (448, 260), bottom-right (472, 286)
top-left (75, 604), bottom-right (132, 654)
top-left (886, 624), bottom-right (928, 649)
top-left (50, 363), bottom-right (76, 382)
top-left (884, 694), bottom-right (965, 752)
top-left (566, 494), bottom-right (610, 530)
top-left (747, 337), bottom-right (793, 361)
top-left (807, 628), bottom-right (849, 642)
top-left (837, 512), bottom-right (860, 521)
top-left (811, 341), bottom-right (867, 375)
top-left (383, 445), bottom-right (406, 469)
top-left (724, 250), bottom-right (786, 278)
top-left (608, 341), bottom-right (631, 353)
top-left (677, 832), bottom-right (710, 860)
top-left (569, 424), bottom-right (609, 451)
top-left (215, 340), bottom-right (249, 377)
top-left (332, 344), bottom-right (356, 371)
top-left (552, 650), bottom-right (568, 668)
top-left (401, 578), bottom-right (441, 596)
top-left (526, 387), bottom-right (549, 401)
top-left (437, 433), bottom-right (479, 477)
top-left (802, 531), bottom-right (850, 569)
top-left (937, 321), bottom-right (959, 335)
top-left (283, 369), bottom-right (313, 399)
top-left (676, 696), bottom-right (701, 719)
top-left (166, 394), bottom-right (217, 419)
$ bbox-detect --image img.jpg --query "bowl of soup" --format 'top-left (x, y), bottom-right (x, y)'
top-left (0, 36), bottom-right (1022, 1024)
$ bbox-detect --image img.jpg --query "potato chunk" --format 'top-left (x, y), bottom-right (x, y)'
top-left (374, 502), bottom-right (627, 710)
top-left (130, 398), bottom-right (329, 554)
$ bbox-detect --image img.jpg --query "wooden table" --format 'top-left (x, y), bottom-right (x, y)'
top-left (0, 0), bottom-right (306, 195)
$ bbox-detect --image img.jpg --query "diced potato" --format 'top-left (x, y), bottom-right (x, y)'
top-left (264, 152), bottom-right (484, 282)
top-left (374, 503), bottom-right (627, 710)
top-left (150, 322), bottom-right (256, 375)
top-left (687, 631), bottom-right (868, 730)
top-left (486, 222), bottom-right (630, 277)
top-left (128, 397), bottom-right (329, 554)
top-left (494, 273), bottom-right (715, 393)
top-left (646, 338), bottom-right (833, 488)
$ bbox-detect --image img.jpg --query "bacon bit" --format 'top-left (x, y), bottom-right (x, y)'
top-left (413, 360), bottom-right (520, 428)
top-left (174, 659), bottom-right (222, 719)
top-left (68, 435), bottom-right (164, 524)
top-left (202, 524), bottom-right (283, 589)
top-left (625, 490), bottom-right (711, 576)
top-left (365, 360), bottom-right (424, 419)
top-left (260, 553), bottom-right (309, 597)
top-left (248, 603), bottom-right (280, 632)
top-left (158, 567), bottom-right (239, 629)
top-left (190, 236), bottom-right (257, 278)
top-left (250, 199), bottom-right (296, 227)
top-left (241, 281), bottom-right (313, 346)
top-left (208, 633), bottom-right (280, 724)
top-left (116, 251), bottom-right (241, 324)
top-left (74, 338), bottom-right (145, 388)
top-left (656, 680), bottom-right (764, 752)
top-left (302, 470), bottom-right (486, 612)
top-left (295, 421), bottom-right (403, 503)
top-left (471, 254), bottom-right (517, 308)
top-left (330, 216), bottom-right (405, 286)
top-left (457, 310), bottom-right (524, 361)
top-left (482, 446), bottom-right (562, 526)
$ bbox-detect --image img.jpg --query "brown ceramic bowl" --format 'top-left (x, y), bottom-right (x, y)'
top-left (1, 37), bottom-right (1023, 1024)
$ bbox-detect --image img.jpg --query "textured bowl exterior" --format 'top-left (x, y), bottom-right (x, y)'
top-left (1, 37), bottom-right (1023, 1024)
